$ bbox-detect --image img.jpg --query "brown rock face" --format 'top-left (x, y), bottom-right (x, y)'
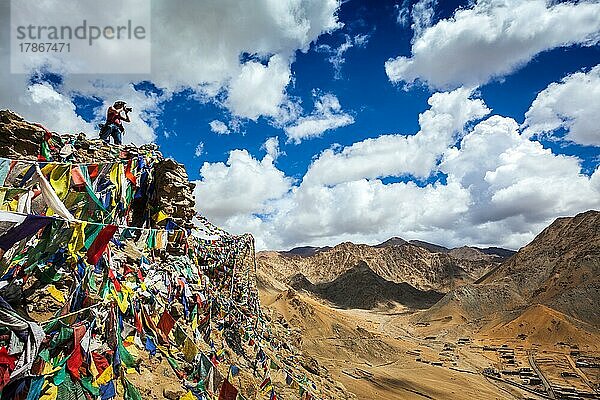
top-left (483, 210), bottom-right (600, 325)
top-left (152, 159), bottom-right (196, 229)
top-left (421, 210), bottom-right (600, 328)
top-left (0, 110), bottom-right (46, 159)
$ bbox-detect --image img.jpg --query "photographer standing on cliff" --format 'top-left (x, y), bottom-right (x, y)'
top-left (100, 100), bottom-right (131, 145)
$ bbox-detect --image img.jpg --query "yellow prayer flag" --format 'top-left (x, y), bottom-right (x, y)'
top-left (40, 163), bottom-right (56, 175)
top-left (67, 222), bottom-right (87, 255)
top-left (154, 210), bottom-right (169, 223)
top-left (180, 391), bottom-right (196, 400)
top-left (111, 289), bottom-right (130, 313)
top-left (41, 361), bottom-right (61, 376)
top-left (90, 355), bottom-right (99, 379)
top-left (94, 365), bottom-right (114, 386)
top-left (49, 165), bottom-right (71, 200)
top-left (182, 338), bottom-right (197, 362)
top-left (46, 285), bottom-right (65, 304)
top-left (40, 384), bottom-right (58, 400)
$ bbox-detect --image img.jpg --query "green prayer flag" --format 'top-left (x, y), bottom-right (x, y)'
top-left (166, 356), bottom-right (180, 371)
top-left (146, 229), bottom-right (156, 249)
top-left (57, 373), bottom-right (86, 400)
top-left (81, 376), bottom-right (100, 396)
top-left (173, 324), bottom-right (186, 347)
top-left (124, 378), bottom-right (143, 400)
top-left (84, 224), bottom-right (103, 249)
top-left (53, 365), bottom-right (67, 386)
top-left (118, 338), bottom-right (137, 368)
top-left (38, 348), bottom-right (50, 362)
top-left (40, 141), bottom-right (52, 161)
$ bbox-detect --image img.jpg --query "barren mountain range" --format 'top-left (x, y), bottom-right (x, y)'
top-left (257, 210), bottom-right (600, 399)
top-left (260, 211), bottom-right (600, 332)
top-left (258, 238), bottom-right (514, 294)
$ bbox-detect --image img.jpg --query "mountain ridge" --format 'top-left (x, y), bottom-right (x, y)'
top-left (288, 261), bottom-right (444, 310)
top-left (418, 210), bottom-right (600, 332)
top-left (259, 238), bottom-right (512, 293)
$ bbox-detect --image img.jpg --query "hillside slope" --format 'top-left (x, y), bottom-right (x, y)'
top-left (288, 261), bottom-right (444, 310)
top-left (418, 210), bottom-right (600, 337)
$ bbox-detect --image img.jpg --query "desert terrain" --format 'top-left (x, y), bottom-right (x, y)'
top-left (257, 211), bottom-right (600, 399)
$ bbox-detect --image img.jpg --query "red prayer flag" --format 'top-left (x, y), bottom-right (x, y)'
top-left (67, 324), bottom-right (86, 380)
top-left (157, 310), bottom-right (176, 337)
top-left (260, 376), bottom-right (271, 390)
top-left (0, 346), bottom-right (17, 391)
top-left (134, 309), bottom-right (143, 334)
top-left (107, 269), bottom-right (121, 292)
top-left (125, 159), bottom-right (137, 185)
top-left (88, 164), bottom-right (99, 180)
top-left (218, 379), bottom-right (238, 400)
top-left (71, 166), bottom-right (86, 187)
top-left (86, 224), bottom-right (118, 266)
top-left (91, 352), bottom-right (110, 376)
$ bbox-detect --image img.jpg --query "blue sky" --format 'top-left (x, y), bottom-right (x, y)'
top-left (150, 0), bottom-right (600, 181)
top-left (2, 0), bottom-right (600, 249)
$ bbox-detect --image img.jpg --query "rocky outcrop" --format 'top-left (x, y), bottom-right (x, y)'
top-left (0, 109), bottom-right (197, 229)
top-left (0, 110), bottom-right (47, 159)
top-left (153, 159), bottom-right (196, 229)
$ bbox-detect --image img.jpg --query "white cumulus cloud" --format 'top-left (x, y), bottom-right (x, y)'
top-left (440, 115), bottom-right (600, 247)
top-left (385, 0), bottom-right (600, 89)
top-left (302, 87), bottom-right (489, 185)
top-left (262, 137), bottom-right (283, 161)
top-left (193, 149), bottom-right (293, 221)
top-left (194, 87), bottom-right (600, 251)
top-left (284, 93), bottom-right (355, 143)
top-left (0, 0), bottom-right (343, 142)
top-left (226, 54), bottom-right (293, 121)
top-left (523, 65), bottom-right (600, 146)
top-left (209, 120), bottom-right (230, 135)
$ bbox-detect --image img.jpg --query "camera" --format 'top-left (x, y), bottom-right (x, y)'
top-left (124, 106), bottom-right (132, 112)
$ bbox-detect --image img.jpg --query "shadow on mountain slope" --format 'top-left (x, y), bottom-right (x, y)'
top-left (289, 261), bottom-right (444, 310)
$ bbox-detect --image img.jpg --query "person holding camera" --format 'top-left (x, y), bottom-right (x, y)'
top-left (100, 100), bottom-right (131, 145)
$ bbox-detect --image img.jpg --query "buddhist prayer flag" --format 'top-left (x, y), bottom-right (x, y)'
top-left (260, 376), bottom-right (273, 394)
top-left (157, 310), bottom-right (176, 337)
top-left (86, 224), bottom-right (118, 265)
top-left (66, 324), bottom-right (86, 380)
top-left (0, 149), bottom-right (294, 400)
top-left (0, 214), bottom-right (52, 251)
top-left (218, 378), bottom-right (238, 400)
